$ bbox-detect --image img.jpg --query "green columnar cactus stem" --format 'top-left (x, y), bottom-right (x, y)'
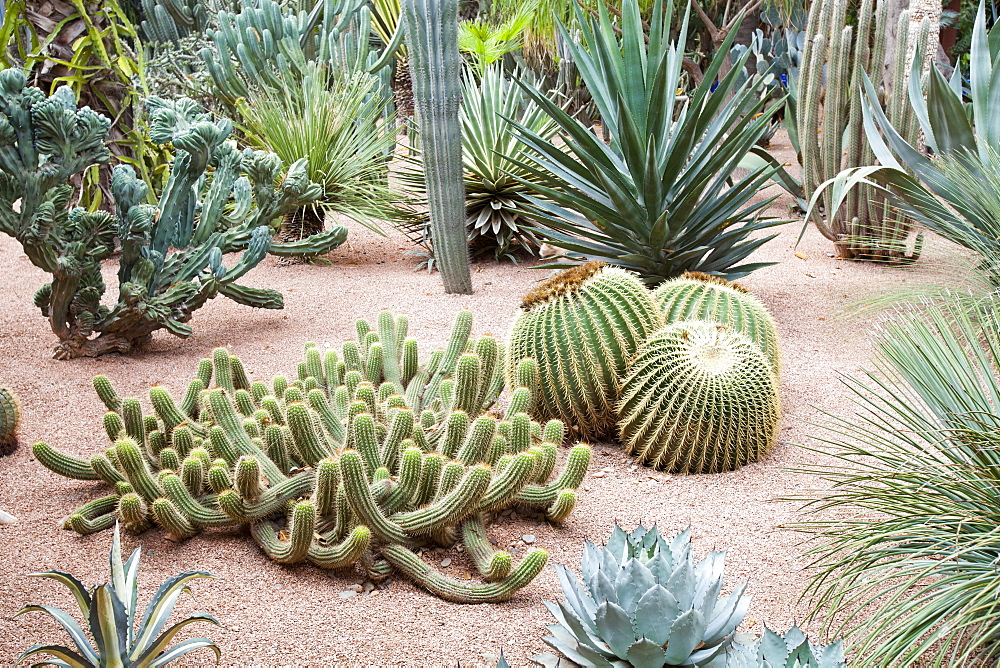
top-left (0, 386), bottom-right (20, 455)
top-left (117, 492), bottom-right (150, 532)
top-left (251, 501), bottom-right (315, 564)
top-left (461, 514), bottom-right (513, 581)
top-left (93, 376), bottom-right (122, 412)
top-left (546, 490), bottom-right (577, 522)
top-left (653, 272), bottom-right (781, 372)
top-left (400, 0), bottom-right (472, 294)
top-left (91, 454), bottom-right (127, 486)
top-left (506, 262), bottom-right (660, 438)
top-left (798, 0), bottom-right (928, 261)
top-left (103, 412), bottom-right (125, 442)
top-left (66, 510), bottom-right (118, 535)
top-left (63, 495), bottom-right (118, 531)
top-left (307, 526), bottom-right (373, 568)
top-left (392, 465), bottom-right (491, 533)
top-left (115, 438), bottom-right (164, 502)
top-left (36, 311), bottom-right (589, 602)
top-left (235, 456), bottom-right (265, 501)
top-left (383, 544), bottom-right (548, 603)
top-left (617, 322), bottom-right (781, 473)
top-left (341, 450), bottom-right (413, 545)
top-left (161, 474), bottom-right (233, 526)
top-left (152, 497), bottom-right (199, 539)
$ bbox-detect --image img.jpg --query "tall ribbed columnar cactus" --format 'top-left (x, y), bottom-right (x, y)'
top-left (400, 0), bottom-right (472, 294)
top-left (0, 386), bottom-right (20, 456)
top-left (653, 272), bottom-right (780, 372)
top-left (33, 311), bottom-right (591, 603)
top-left (798, 0), bottom-right (931, 261)
top-left (506, 262), bottom-right (661, 438)
top-left (617, 321), bottom-right (781, 473)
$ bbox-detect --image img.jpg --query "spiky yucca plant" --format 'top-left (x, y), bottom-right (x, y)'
top-left (506, 262), bottom-right (661, 438)
top-left (16, 523), bottom-right (220, 667)
top-left (653, 272), bottom-right (780, 371)
top-left (535, 523), bottom-right (751, 667)
top-left (795, 292), bottom-right (1000, 665)
top-left (511, 0), bottom-right (785, 284)
top-left (617, 321), bottom-right (780, 473)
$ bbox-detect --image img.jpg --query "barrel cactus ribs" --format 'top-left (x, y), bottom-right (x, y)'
top-left (33, 311), bottom-right (592, 603)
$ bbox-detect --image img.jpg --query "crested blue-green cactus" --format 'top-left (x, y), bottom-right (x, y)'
top-left (0, 76), bottom-right (345, 358)
top-left (400, 0), bottom-right (472, 294)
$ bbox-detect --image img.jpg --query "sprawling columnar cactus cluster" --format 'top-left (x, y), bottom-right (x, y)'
top-left (0, 72), bottom-right (346, 359)
top-left (33, 311), bottom-right (591, 603)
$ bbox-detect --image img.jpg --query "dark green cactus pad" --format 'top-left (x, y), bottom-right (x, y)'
top-left (617, 321), bottom-right (781, 473)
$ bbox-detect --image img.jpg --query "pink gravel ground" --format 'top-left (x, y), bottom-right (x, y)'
top-left (0, 136), bottom-right (962, 666)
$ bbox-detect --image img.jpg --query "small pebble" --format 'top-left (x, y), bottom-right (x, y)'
top-left (602, 466), bottom-right (613, 472)
top-left (274, 584), bottom-right (282, 590)
top-left (522, 534), bottom-right (536, 544)
top-left (1, 510), bottom-right (20, 524)
top-left (339, 590), bottom-right (357, 600)
top-left (362, 581), bottom-right (375, 593)
top-left (592, 472), bottom-right (605, 478)
top-left (347, 584), bottom-right (363, 593)
top-left (440, 557), bottom-right (452, 567)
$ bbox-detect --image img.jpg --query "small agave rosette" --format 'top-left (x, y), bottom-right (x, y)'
top-left (539, 523), bottom-right (751, 667)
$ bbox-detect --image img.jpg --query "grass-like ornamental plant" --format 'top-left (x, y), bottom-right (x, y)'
top-left (794, 293), bottom-right (1000, 665)
top-left (653, 272), bottom-right (780, 372)
top-left (535, 523), bottom-right (751, 667)
top-left (725, 626), bottom-right (846, 667)
top-left (617, 321), bottom-right (780, 473)
top-left (510, 0), bottom-right (785, 284)
top-left (238, 65), bottom-right (401, 239)
top-left (0, 385), bottom-right (20, 456)
top-left (506, 262), bottom-right (661, 439)
top-left (32, 311), bottom-right (591, 603)
top-left (16, 523), bottom-right (221, 667)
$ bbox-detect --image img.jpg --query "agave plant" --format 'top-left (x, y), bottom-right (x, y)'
top-left (726, 626), bottom-right (847, 667)
top-left (400, 64), bottom-right (560, 262)
top-left (535, 523), bottom-right (751, 667)
top-left (794, 292), bottom-right (1000, 665)
top-left (510, 0), bottom-right (786, 284)
top-left (238, 63), bottom-right (400, 238)
top-left (805, 3), bottom-right (1000, 285)
top-left (16, 523), bottom-right (220, 667)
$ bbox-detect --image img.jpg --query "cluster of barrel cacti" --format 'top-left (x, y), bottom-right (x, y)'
top-left (508, 264), bottom-right (781, 474)
top-left (32, 311), bottom-right (591, 603)
top-left (0, 71), bottom-right (346, 359)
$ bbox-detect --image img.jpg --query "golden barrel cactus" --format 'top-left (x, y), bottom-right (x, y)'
top-left (506, 262), bottom-right (661, 438)
top-left (616, 321), bottom-right (780, 473)
top-left (0, 385), bottom-right (21, 456)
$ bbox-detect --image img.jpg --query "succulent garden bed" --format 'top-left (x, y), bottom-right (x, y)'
top-left (0, 133), bottom-right (973, 663)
